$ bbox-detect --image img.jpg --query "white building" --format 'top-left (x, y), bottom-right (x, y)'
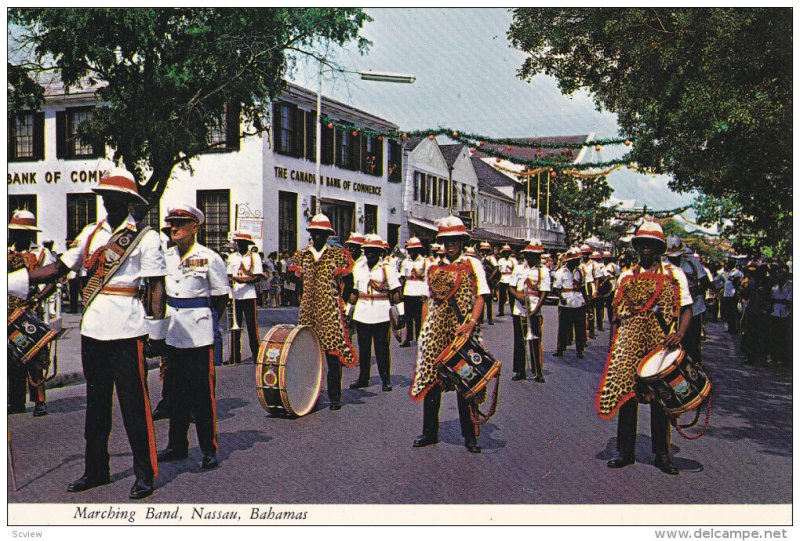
top-left (8, 80), bottom-right (401, 256)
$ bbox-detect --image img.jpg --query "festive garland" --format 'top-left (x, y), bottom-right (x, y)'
top-left (319, 116), bottom-right (631, 150)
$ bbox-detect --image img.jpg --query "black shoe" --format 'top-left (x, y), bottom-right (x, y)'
top-left (400, 342), bottom-right (411, 348)
top-left (129, 479), bottom-right (154, 499)
top-left (33, 403), bottom-right (48, 417)
top-left (329, 401), bottom-right (342, 411)
top-left (201, 454), bottom-right (219, 470)
top-left (553, 351), bottom-right (563, 357)
top-left (534, 375), bottom-right (546, 383)
top-left (653, 453), bottom-right (679, 475)
top-left (382, 384), bottom-right (393, 392)
top-left (67, 474), bottom-right (111, 493)
top-left (157, 448), bottom-right (188, 462)
top-left (511, 374), bottom-right (527, 381)
top-left (607, 455), bottom-right (635, 468)
top-left (412, 434), bottom-right (439, 447)
top-left (464, 437), bottom-right (482, 454)
top-left (349, 381), bottom-right (369, 389)
top-left (576, 351), bottom-right (584, 359)
top-left (488, 320), bottom-right (494, 326)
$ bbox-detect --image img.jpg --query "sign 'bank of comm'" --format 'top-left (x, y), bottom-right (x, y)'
top-left (7, 80), bottom-right (401, 255)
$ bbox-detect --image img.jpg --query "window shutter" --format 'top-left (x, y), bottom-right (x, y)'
top-left (226, 102), bottom-right (241, 152)
top-left (375, 137), bottom-right (384, 177)
top-left (7, 115), bottom-right (15, 160)
top-left (334, 129), bottom-right (343, 167)
top-left (272, 102), bottom-right (282, 153)
top-left (321, 122), bottom-right (333, 165)
top-left (305, 110), bottom-right (315, 161)
top-left (56, 110), bottom-right (67, 158)
top-left (33, 112), bottom-right (45, 160)
top-left (292, 105), bottom-right (304, 157)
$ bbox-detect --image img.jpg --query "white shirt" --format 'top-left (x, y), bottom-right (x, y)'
top-left (724, 268), bottom-right (744, 298)
top-left (61, 215), bottom-right (166, 340)
top-left (771, 281), bottom-right (792, 318)
top-left (9, 269), bottom-right (29, 299)
top-left (604, 262), bottom-right (622, 289)
top-left (165, 242), bottom-right (230, 348)
top-left (439, 253), bottom-right (490, 296)
top-left (353, 259), bottom-right (401, 324)
top-left (227, 250), bottom-right (263, 300)
top-left (511, 263), bottom-right (551, 316)
top-left (553, 266), bottom-right (586, 308)
top-left (401, 254), bottom-right (430, 297)
top-left (617, 262), bottom-right (693, 309)
top-left (677, 255), bottom-right (707, 315)
top-left (498, 256), bottom-right (517, 284)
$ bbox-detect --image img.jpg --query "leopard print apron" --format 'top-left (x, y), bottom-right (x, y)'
top-left (596, 266), bottom-right (681, 418)
top-left (411, 259), bottom-right (482, 400)
top-left (294, 247), bottom-right (358, 367)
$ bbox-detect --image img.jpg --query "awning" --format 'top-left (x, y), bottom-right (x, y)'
top-left (407, 217), bottom-right (438, 232)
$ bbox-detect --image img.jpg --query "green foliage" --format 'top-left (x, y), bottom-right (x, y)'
top-left (9, 8), bottom-right (371, 203)
top-left (508, 8), bottom-right (792, 250)
top-left (8, 62), bottom-right (44, 114)
top-left (543, 174), bottom-right (615, 245)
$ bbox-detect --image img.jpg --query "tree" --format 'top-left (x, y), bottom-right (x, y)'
top-left (9, 8), bottom-right (371, 204)
top-left (538, 173), bottom-right (615, 245)
top-left (508, 8), bottom-right (792, 252)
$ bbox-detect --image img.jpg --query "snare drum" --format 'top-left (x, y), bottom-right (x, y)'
top-left (436, 334), bottom-right (501, 400)
top-left (637, 345), bottom-right (711, 417)
top-left (255, 324), bottom-right (323, 417)
top-left (7, 308), bottom-right (57, 366)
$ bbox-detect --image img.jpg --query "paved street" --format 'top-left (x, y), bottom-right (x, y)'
top-left (7, 304), bottom-right (791, 505)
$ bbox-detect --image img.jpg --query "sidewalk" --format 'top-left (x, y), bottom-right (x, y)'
top-left (43, 306), bottom-right (300, 390)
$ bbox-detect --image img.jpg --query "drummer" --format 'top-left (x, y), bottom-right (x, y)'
top-left (349, 234), bottom-right (402, 392)
top-left (156, 204), bottom-right (229, 470)
top-left (598, 221), bottom-right (693, 475)
top-left (290, 214), bottom-right (358, 411)
top-left (7, 209), bottom-right (57, 417)
top-left (411, 216), bottom-right (489, 454)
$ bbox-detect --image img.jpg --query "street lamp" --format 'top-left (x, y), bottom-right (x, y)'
top-left (314, 69), bottom-right (416, 215)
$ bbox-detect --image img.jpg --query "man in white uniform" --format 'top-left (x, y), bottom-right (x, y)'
top-left (156, 205), bottom-right (229, 470)
top-left (29, 169), bottom-right (166, 499)
top-left (399, 236), bottom-right (429, 347)
top-left (226, 232), bottom-right (263, 363)
top-left (349, 234), bottom-right (402, 391)
top-left (497, 245), bottom-right (517, 317)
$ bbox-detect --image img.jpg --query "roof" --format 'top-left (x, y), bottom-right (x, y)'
top-left (471, 135), bottom-right (590, 164)
top-left (438, 144), bottom-right (465, 168)
top-left (477, 178), bottom-right (515, 203)
top-left (403, 137), bottom-right (423, 152)
top-left (470, 228), bottom-right (521, 244)
top-left (471, 157), bottom-right (516, 189)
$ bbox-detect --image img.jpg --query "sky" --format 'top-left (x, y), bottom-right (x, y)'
top-left (290, 8), bottom-right (697, 211)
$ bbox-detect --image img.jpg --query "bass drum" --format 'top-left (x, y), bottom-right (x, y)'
top-left (255, 324), bottom-right (323, 417)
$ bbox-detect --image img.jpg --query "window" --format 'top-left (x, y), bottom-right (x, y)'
top-left (361, 135), bottom-right (382, 176)
top-left (8, 195), bottom-right (37, 224)
top-left (364, 204), bottom-right (378, 235)
top-left (426, 175), bottom-right (434, 205)
top-left (56, 107), bottom-right (103, 160)
top-left (438, 178), bottom-right (448, 207)
top-left (204, 102), bottom-right (241, 153)
top-left (197, 190), bottom-right (230, 253)
top-left (413, 171), bottom-right (422, 203)
top-left (278, 191), bottom-right (297, 255)
top-left (451, 182), bottom-right (459, 209)
top-left (273, 102), bottom-right (302, 157)
top-left (338, 130), bottom-right (353, 170)
top-left (321, 121), bottom-right (334, 165)
top-left (387, 140), bottom-right (402, 182)
top-left (8, 111), bottom-right (44, 162)
top-left (67, 193), bottom-right (97, 244)
top-left (481, 200), bottom-right (487, 223)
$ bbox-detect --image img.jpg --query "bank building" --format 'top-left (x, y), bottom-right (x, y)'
top-left (7, 76), bottom-right (401, 256)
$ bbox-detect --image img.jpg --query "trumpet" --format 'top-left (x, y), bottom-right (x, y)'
top-left (225, 276), bottom-right (242, 364)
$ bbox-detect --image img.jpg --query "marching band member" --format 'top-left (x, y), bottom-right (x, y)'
top-left (599, 251), bottom-right (621, 328)
top-left (226, 232), bottom-right (263, 364)
top-left (29, 168), bottom-right (166, 499)
top-left (349, 234), bottom-right (402, 392)
top-left (479, 241), bottom-right (499, 325)
top-left (156, 204), bottom-right (229, 470)
top-left (509, 239), bottom-right (551, 382)
top-left (7, 210), bottom-right (57, 417)
top-left (578, 245), bottom-right (597, 338)
top-left (598, 222), bottom-right (693, 475)
top-left (400, 237), bottom-right (429, 347)
top-left (344, 232), bottom-right (367, 270)
top-left (291, 214), bottom-right (357, 411)
top-left (411, 216), bottom-right (489, 454)
top-left (665, 236), bottom-right (710, 366)
top-left (590, 251), bottom-right (609, 332)
top-left (553, 248), bottom-right (588, 359)
top-left (497, 244), bottom-right (517, 317)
